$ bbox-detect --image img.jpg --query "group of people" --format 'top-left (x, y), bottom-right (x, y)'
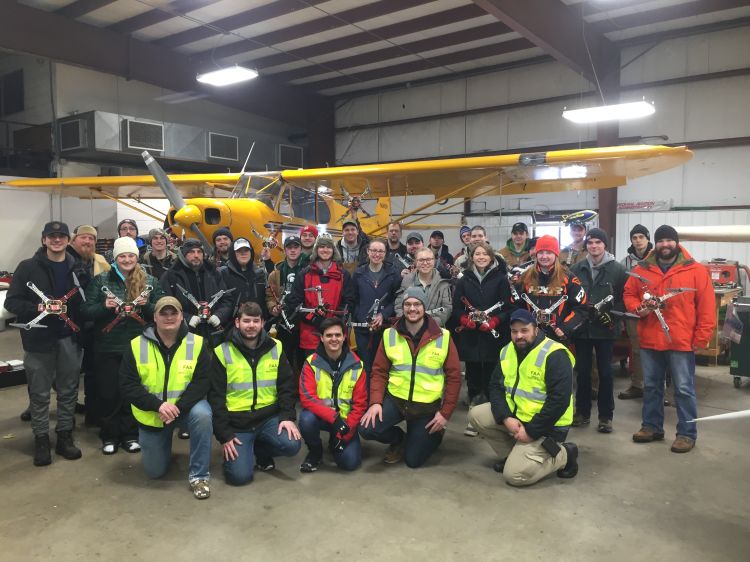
top-left (4, 214), bottom-right (716, 499)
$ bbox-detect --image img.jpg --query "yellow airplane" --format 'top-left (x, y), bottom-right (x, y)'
top-left (1, 144), bottom-right (693, 261)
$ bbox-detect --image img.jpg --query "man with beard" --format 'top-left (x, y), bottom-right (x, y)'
top-left (427, 230), bottom-right (454, 269)
top-left (384, 221), bottom-right (407, 267)
top-left (160, 239), bottom-right (233, 343)
top-left (337, 219), bottom-right (369, 274)
top-left (499, 222), bottom-right (532, 268)
top-left (625, 225), bottom-right (715, 454)
top-left (299, 224), bottom-right (318, 258)
top-left (141, 228), bottom-right (177, 281)
top-left (211, 227), bottom-right (233, 268)
top-left (266, 236), bottom-right (309, 377)
top-left (66, 225), bottom-right (110, 425)
top-left (468, 309), bottom-right (579, 486)
top-left (618, 224), bottom-right (652, 400)
top-left (560, 222), bottom-right (588, 269)
top-left (210, 302), bottom-right (301, 484)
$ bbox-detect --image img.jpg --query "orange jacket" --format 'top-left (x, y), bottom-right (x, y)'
top-left (623, 246), bottom-right (715, 352)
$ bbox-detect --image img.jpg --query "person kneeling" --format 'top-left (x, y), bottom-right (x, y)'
top-left (298, 317), bottom-right (368, 472)
top-left (120, 297), bottom-right (213, 499)
top-left (209, 302), bottom-right (301, 485)
top-left (468, 309), bottom-right (579, 487)
top-left (360, 287), bottom-right (461, 468)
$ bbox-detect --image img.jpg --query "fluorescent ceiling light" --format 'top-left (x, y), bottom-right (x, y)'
top-left (196, 66), bottom-right (258, 87)
top-left (562, 101), bottom-right (655, 124)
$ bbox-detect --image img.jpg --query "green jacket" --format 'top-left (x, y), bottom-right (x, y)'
top-left (82, 267), bottom-right (163, 354)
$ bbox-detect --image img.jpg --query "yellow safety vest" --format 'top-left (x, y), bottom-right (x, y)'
top-left (499, 337), bottom-right (575, 427)
top-left (130, 332), bottom-right (203, 428)
top-left (383, 326), bottom-right (450, 403)
top-left (305, 354), bottom-right (363, 418)
top-left (215, 339), bottom-right (282, 412)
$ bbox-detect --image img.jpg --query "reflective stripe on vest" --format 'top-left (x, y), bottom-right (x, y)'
top-left (499, 337), bottom-right (574, 428)
top-left (130, 332), bottom-right (203, 428)
top-left (215, 339), bottom-right (282, 412)
top-left (383, 327), bottom-right (450, 403)
top-left (307, 356), bottom-right (363, 418)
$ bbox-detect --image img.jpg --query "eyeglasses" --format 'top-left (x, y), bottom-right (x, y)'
top-left (403, 302), bottom-right (424, 309)
top-left (416, 258), bottom-right (435, 263)
top-left (368, 249), bottom-right (386, 254)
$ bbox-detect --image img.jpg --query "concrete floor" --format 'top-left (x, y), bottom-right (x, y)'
top-left (1, 328), bottom-right (749, 561)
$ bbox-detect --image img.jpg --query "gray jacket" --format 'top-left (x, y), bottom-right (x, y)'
top-left (394, 269), bottom-right (453, 327)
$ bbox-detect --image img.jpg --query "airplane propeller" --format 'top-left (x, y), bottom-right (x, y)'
top-left (142, 151), bottom-right (214, 255)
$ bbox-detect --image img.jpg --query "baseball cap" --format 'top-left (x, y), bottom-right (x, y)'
top-left (154, 296), bottom-right (182, 314)
top-left (511, 222), bottom-right (528, 234)
top-left (42, 221), bottom-right (70, 237)
top-left (233, 238), bottom-right (252, 251)
top-left (284, 235), bottom-right (302, 248)
top-left (510, 309), bottom-right (537, 325)
top-left (341, 219), bottom-right (358, 230)
top-left (430, 230), bottom-right (444, 239)
top-left (406, 232), bottom-right (423, 243)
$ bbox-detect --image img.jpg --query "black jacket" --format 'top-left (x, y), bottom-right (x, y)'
top-left (4, 248), bottom-right (83, 352)
top-left (451, 264), bottom-right (515, 361)
top-left (208, 328), bottom-right (296, 443)
top-left (351, 263), bottom-right (401, 324)
top-left (489, 332), bottom-right (573, 442)
top-left (140, 250), bottom-right (177, 282)
top-left (119, 324), bottom-right (212, 431)
top-left (570, 254), bottom-right (626, 340)
top-left (160, 255), bottom-right (233, 332)
top-left (219, 247), bottom-right (268, 320)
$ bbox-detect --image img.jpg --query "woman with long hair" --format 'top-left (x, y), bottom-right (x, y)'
top-left (83, 237), bottom-right (163, 455)
top-left (452, 242), bottom-right (514, 436)
top-left (514, 235), bottom-right (588, 342)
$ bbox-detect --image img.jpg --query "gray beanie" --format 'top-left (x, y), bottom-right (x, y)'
top-left (402, 286), bottom-right (427, 307)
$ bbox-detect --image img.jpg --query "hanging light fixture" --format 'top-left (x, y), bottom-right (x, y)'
top-left (196, 65), bottom-right (258, 87)
top-left (562, 100), bottom-right (655, 124)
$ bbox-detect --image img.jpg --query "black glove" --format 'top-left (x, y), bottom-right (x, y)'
top-left (597, 312), bottom-right (613, 327)
top-left (331, 437), bottom-right (346, 452)
top-left (333, 415), bottom-right (350, 436)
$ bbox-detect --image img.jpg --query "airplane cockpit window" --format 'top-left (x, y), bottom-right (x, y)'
top-left (204, 208), bottom-right (221, 225)
top-left (291, 188), bottom-right (330, 224)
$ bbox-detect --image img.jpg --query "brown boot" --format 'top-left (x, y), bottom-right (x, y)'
top-left (670, 436), bottom-right (695, 453)
top-left (618, 386), bottom-right (643, 400)
top-left (383, 437), bottom-right (405, 464)
top-left (632, 426), bottom-right (665, 443)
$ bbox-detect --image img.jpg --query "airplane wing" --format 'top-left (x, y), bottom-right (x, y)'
top-left (1, 145), bottom-right (691, 200)
top-left (281, 144), bottom-right (692, 199)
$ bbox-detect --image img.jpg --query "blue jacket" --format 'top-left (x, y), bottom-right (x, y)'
top-left (351, 263), bottom-right (401, 324)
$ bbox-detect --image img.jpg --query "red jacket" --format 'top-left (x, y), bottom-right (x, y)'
top-left (299, 345), bottom-right (368, 442)
top-left (623, 246), bottom-right (715, 352)
top-left (370, 316), bottom-right (462, 420)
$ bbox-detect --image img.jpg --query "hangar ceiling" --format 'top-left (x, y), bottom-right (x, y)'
top-left (3, 0), bottom-right (750, 125)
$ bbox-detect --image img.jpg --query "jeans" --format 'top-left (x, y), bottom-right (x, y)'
top-left (24, 336), bottom-right (82, 436)
top-left (298, 409), bottom-right (361, 471)
top-left (223, 416), bottom-right (302, 485)
top-left (359, 395), bottom-right (442, 468)
top-left (640, 349), bottom-right (698, 440)
top-left (573, 338), bottom-right (615, 420)
top-left (138, 400), bottom-right (213, 483)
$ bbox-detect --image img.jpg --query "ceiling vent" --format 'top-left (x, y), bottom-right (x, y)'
top-left (279, 143), bottom-right (303, 169)
top-left (123, 119), bottom-right (164, 152)
top-left (59, 119), bottom-right (85, 151)
top-left (208, 132), bottom-right (238, 161)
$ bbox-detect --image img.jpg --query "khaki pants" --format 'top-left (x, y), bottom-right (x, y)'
top-left (626, 320), bottom-right (643, 389)
top-left (469, 403), bottom-right (568, 487)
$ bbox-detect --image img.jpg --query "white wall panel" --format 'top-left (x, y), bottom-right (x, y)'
top-left (437, 116), bottom-right (466, 156)
top-left (335, 128), bottom-right (379, 164)
top-left (619, 84), bottom-right (687, 141)
top-left (507, 62), bottom-right (590, 103)
top-left (439, 79), bottom-right (467, 114)
top-left (506, 101), bottom-right (595, 148)
top-left (379, 121), bottom-right (440, 161)
top-left (684, 76), bottom-right (750, 141)
top-left (0, 185), bottom-right (52, 272)
top-left (682, 146), bottom-right (750, 207)
top-left (380, 83), bottom-right (444, 122)
top-left (466, 70), bottom-right (510, 109)
top-left (466, 110), bottom-right (508, 153)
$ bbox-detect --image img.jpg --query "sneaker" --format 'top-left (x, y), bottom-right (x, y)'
top-left (300, 451), bottom-right (322, 473)
top-left (20, 408), bottom-right (31, 422)
top-left (464, 423), bottom-right (478, 437)
top-left (34, 434), bottom-right (52, 467)
top-left (572, 413), bottom-right (590, 427)
top-left (618, 386), bottom-right (643, 400)
top-left (632, 426), bottom-right (665, 443)
top-left (177, 430), bottom-right (190, 440)
top-left (122, 440), bottom-right (141, 453)
top-left (670, 436), bottom-right (695, 453)
top-left (74, 402), bottom-right (86, 414)
top-left (190, 479), bottom-right (210, 500)
top-left (597, 419), bottom-right (613, 434)
top-left (102, 442), bottom-right (118, 455)
top-left (55, 430), bottom-right (82, 460)
top-left (254, 457), bottom-right (276, 472)
top-left (557, 443), bottom-right (579, 479)
top-left (383, 437), bottom-right (405, 464)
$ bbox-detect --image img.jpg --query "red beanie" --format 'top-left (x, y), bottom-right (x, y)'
top-left (300, 224), bottom-right (318, 237)
top-left (535, 235), bottom-right (560, 256)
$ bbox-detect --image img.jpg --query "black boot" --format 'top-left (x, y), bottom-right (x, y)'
top-left (20, 408), bottom-right (31, 422)
top-left (493, 458), bottom-right (507, 473)
top-left (55, 430), bottom-right (82, 460)
top-left (300, 445), bottom-right (323, 473)
top-left (557, 443), bottom-right (578, 479)
top-left (34, 434), bottom-right (52, 466)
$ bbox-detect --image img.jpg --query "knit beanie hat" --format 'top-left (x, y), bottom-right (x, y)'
top-left (112, 236), bottom-right (139, 259)
top-left (181, 239), bottom-right (203, 256)
top-left (300, 224), bottom-right (318, 237)
top-left (460, 225), bottom-right (471, 236)
top-left (402, 286), bottom-right (427, 307)
top-left (534, 235), bottom-right (560, 256)
top-left (212, 227), bottom-right (233, 244)
top-left (654, 225), bottom-right (679, 243)
top-left (586, 227), bottom-right (609, 248)
top-left (117, 219), bottom-right (138, 236)
top-left (73, 225), bottom-right (97, 239)
top-left (629, 224), bottom-right (650, 240)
